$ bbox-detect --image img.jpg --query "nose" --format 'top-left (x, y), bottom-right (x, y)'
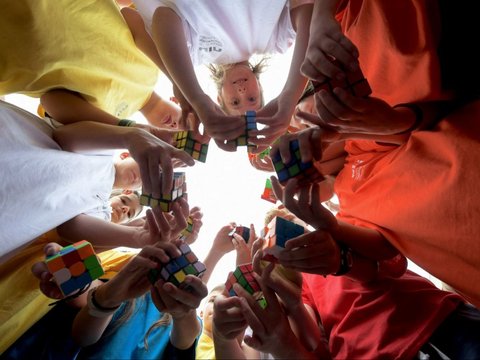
top-left (234, 79), bottom-right (247, 94)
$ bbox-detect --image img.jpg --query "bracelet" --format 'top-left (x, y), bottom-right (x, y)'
top-left (118, 119), bottom-right (137, 127)
top-left (392, 103), bottom-right (423, 133)
top-left (48, 282), bottom-right (91, 307)
top-left (332, 242), bottom-right (353, 276)
top-left (87, 288), bottom-right (121, 318)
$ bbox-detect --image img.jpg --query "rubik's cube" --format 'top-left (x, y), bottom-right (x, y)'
top-left (228, 225), bottom-right (250, 243)
top-left (311, 58), bottom-right (371, 98)
top-left (261, 178), bottom-right (277, 204)
top-left (140, 172), bottom-right (186, 212)
top-left (148, 243), bottom-right (206, 288)
top-left (174, 131), bottom-right (209, 163)
top-left (45, 240), bottom-right (104, 297)
top-left (225, 263), bottom-right (267, 308)
top-left (228, 111), bottom-right (257, 149)
top-left (262, 216), bottom-right (304, 262)
top-left (179, 216), bottom-right (194, 241)
top-left (272, 139), bottom-right (323, 185)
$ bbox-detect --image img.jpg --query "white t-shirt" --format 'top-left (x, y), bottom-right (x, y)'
top-left (133, 0), bottom-right (297, 65)
top-left (0, 101), bottom-right (115, 262)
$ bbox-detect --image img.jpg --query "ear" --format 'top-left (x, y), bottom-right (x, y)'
top-left (217, 95), bottom-right (223, 106)
top-left (119, 151), bottom-right (130, 160)
top-left (122, 189), bottom-right (133, 195)
top-left (199, 310), bottom-right (204, 318)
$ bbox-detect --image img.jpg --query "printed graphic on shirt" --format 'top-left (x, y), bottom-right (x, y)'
top-left (198, 35), bottom-right (223, 54)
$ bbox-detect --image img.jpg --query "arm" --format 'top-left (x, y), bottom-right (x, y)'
top-left (120, 6), bottom-right (168, 74)
top-left (72, 242), bottom-right (182, 346)
top-left (41, 90), bottom-right (121, 126)
top-left (201, 223), bottom-right (236, 284)
top-left (250, 4), bottom-right (313, 149)
top-left (150, 7), bottom-right (244, 146)
top-left (53, 121), bottom-right (194, 196)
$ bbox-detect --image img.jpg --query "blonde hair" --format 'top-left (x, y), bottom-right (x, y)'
top-left (207, 57), bottom-right (269, 112)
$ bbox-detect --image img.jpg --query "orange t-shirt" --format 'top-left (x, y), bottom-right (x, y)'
top-left (332, 1), bottom-right (480, 306)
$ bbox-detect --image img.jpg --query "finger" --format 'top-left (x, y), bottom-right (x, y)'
top-left (138, 158), bottom-right (152, 197)
top-left (270, 176), bottom-right (285, 203)
top-left (215, 139), bottom-right (238, 152)
top-left (297, 129), bottom-right (314, 163)
top-left (159, 156), bottom-right (174, 195)
top-left (148, 156), bottom-right (162, 199)
top-left (43, 242), bottom-right (63, 257)
top-left (145, 209), bottom-right (160, 239)
top-left (151, 283), bottom-right (167, 311)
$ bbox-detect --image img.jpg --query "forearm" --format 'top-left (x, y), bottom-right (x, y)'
top-left (287, 303), bottom-right (322, 353)
top-left (71, 283), bottom-right (123, 347)
top-left (53, 121), bottom-right (140, 153)
top-left (150, 8), bottom-right (205, 105)
top-left (170, 310), bottom-right (201, 349)
top-left (280, 4), bottom-right (313, 110)
top-left (333, 220), bottom-right (399, 260)
top-left (40, 90), bottom-right (120, 126)
top-left (201, 249), bottom-right (225, 285)
top-left (57, 215), bottom-right (142, 250)
top-left (213, 337), bottom-right (248, 360)
top-left (120, 7), bottom-right (168, 74)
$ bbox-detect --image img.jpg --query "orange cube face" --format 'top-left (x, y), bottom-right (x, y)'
top-left (45, 241), bottom-right (104, 297)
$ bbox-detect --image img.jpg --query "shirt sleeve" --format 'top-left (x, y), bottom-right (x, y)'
top-left (162, 338), bottom-right (197, 360)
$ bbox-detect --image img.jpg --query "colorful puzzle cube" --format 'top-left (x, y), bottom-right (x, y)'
top-left (272, 139), bottom-right (323, 185)
top-left (140, 172), bottom-right (187, 212)
top-left (310, 58), bottom-right (372, 98)
top-left (262, 216), bottom-right (304, 262)
top-left (174, 131), bottom-right (209, 163)
top-left (45, 240), bottom-right (104, 297)
top-left (225, 263), bottom-right (267, 308)
top-left (228, 225), bottom-right (250, 243)
top-left (179, 216), bottom-right (194, 241)
top-left (148, 243), bottom-right (206, 288)
top-left (261, 178), bottom-right (277, 204)
top-left (228, 111), bottom-right (257, 149)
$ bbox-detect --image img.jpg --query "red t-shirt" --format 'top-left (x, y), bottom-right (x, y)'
top-left (302, 271), bottom-right (462, 359)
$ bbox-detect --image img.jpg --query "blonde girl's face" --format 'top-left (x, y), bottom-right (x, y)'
top-left (220, 64), bottom-right (262, 115)
top-left (110, 193), bottom-right (141, 224)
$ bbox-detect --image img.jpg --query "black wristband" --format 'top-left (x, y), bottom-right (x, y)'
top-left (118, 119), bottom-right (136, 127)
top-left (332, 242), bottom-right (353, 276)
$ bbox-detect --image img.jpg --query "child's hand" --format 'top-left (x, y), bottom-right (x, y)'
top-left (275, 229), bottom-right (341, 276)
top-left (191, 94), bottom-right (245, 152)
top-left (248, 152), bottom-right (274, 172)
top-left (210, 223), bottom-right (237, 256)
top-left (252, 250), bottom-right (303, 312)
top-left (98, 242), bottom-right (182, 306)
top-left (212, 294), bottom-right (247, 341)
top-left (301, 8), bottom-right (359, 82)
top-left (126, 127), bottom-right (195, 198)
top-left (31, 242), bottom-right (64, 299)
top-left (249, 96), bottom-right (292, 150)
top-left (234, 277), bottom-right (308, 358)
top-left (184, 206), bottom-right (203, 245)
top-left (271, 177), bottom-right (338, 230)
top-left (232, 228), bottom-right (254, 266)
top-left (151, 275), bottom-right (208, 319)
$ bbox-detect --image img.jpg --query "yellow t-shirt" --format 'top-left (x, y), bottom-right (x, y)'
top-left (196, 332), bottom-right (216, 360)
top-left (0, 232), bottom-right (136, 353)
top-left (0, 0), bottom-right (158, 118)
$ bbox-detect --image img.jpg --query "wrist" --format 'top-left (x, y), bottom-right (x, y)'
top-left (94, 283), bottom-right (123, 309)
top-left (87, 286), bottom-right (121, 318)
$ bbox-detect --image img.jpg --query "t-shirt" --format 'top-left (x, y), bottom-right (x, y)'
top-left (0, 100), bottom-right (115, 262)
top-left (133, 0), bottom-right (302, 65)
top-left (301, 271), bottom-right (463, 359)
top-left (0, 0), bottom-right (158, 118)
top-left (79, 292), bottom-right (200, 359)
top-left (195, 332), bottom-right (215, 360)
